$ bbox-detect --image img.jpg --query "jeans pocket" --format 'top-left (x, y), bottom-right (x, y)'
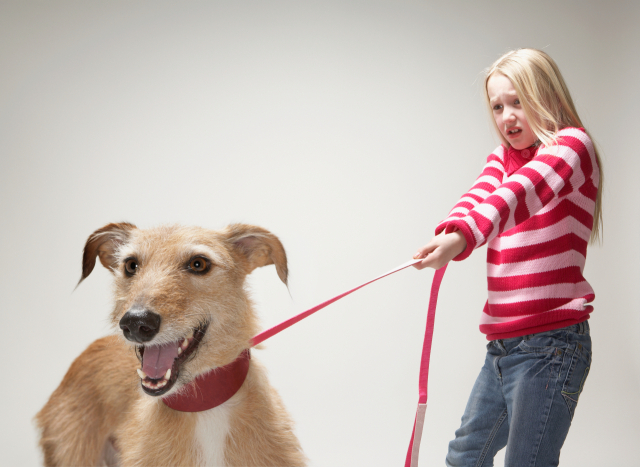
top-left (561, 344), bottom-right (591, 420)
top-left (517, 331), bottom-right (567, 355)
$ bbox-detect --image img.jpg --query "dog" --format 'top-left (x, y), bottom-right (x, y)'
top-left (36, 223), bottom-right (307, 467)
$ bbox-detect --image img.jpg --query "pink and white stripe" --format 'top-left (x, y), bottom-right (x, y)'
top-left (436, 127), bottom-right (599, 340)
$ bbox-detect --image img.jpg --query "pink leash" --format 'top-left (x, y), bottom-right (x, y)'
top-left (250, 259), bottom-right (447, 467)
top-left (404, 264), bottom-right (447, 467)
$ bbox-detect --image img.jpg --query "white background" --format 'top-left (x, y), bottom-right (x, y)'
top-left (1, 1), bottom-right (638, 465)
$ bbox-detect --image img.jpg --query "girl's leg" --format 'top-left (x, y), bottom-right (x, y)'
top-left (446, 341), bottom-right (510, 467)
top-left (501, 322), bottom-right (592, 467)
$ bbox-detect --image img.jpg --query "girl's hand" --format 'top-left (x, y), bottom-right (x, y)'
top-left (412, 230), bottom-right (467, 270)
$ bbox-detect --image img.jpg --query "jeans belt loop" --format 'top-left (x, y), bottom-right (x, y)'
top-left (579, 320), bottom-right (587, 335)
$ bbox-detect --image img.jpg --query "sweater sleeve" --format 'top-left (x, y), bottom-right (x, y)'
top-left (435, 144), bottom-right (507, 235)
top-left (441, 127), bottom-right (598, 261)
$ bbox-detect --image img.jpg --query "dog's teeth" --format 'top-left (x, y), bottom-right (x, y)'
top-left (181, 338), bottom-right (189, 350)
top-left (157, 379), bottom-right (167, 388)
top-left (178, 347), bottom-right (182, 355)
top-left (164, 369), bottom-right (171, 380)
top-left (137, 369), bottom-right (147, 380)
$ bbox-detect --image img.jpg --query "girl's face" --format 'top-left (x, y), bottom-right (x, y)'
top-left (487, 73), bottom-right (536, 150)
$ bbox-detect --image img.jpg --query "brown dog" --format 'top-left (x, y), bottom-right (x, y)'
top-left (36, 223), bottom-right (306, 466)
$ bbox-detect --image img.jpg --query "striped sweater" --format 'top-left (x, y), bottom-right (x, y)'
top-left (436, 127), bottom-right (599, 340)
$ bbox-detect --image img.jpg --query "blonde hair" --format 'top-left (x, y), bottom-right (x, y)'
top-left (484, 48), bottom-right (603, 244)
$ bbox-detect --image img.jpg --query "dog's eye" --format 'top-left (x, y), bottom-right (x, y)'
top-left (124, 258), bottom-right (138, 277)
top-left (187, 256), bottom-right (210, 274)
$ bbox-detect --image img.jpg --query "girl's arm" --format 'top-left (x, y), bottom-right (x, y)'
top-left (413, 230), bottom-right (467, 270)
top-left (435, 146), bottom-right (507, 228)
top-left (440, 127), bottom-right (598, 261)
top-left (412, 146), bottom-right (505, 270)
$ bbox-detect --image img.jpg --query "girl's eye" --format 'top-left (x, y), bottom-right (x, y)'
top-left (493, 104), bottom-right (502, 111)
top-left (514, 99), bottom-right (520, 105)
top-left (188, 257), bottom-right (210, 274)
top-left (124, 258), bottom-right (138, 276)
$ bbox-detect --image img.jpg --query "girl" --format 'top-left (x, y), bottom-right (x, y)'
top-left (412, 49), bottom-right (602, 466)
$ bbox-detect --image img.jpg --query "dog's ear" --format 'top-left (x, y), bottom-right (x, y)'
top-left (225, 224), bottom-right (288, 285)
top-left (79, 222), bottom-right (137, 285)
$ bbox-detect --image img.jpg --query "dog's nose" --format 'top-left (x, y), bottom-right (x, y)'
top-left (119, 308), bottom-right (161, 343)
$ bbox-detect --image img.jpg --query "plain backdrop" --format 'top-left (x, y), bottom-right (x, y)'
top-left (1, 1), bottom-right (638, 466)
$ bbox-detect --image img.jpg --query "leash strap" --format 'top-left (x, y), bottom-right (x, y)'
top-left (249, 258), bottom-right (447, 467)
top-left (405, 264), bottom-right (447, 467)
top-left (251, 258), bottom-right (423, 347)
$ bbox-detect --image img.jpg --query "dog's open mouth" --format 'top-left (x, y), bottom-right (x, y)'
top-left (135, 323), bottom-right (208, 396)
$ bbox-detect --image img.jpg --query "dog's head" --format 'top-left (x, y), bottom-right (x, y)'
top-left (79, 222), bottom-right (288, 397)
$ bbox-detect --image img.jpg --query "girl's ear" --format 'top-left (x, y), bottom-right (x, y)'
top-left (79, 222), bottom-right (137, 285)
top-left (224, 224), bottom-right (288, 286)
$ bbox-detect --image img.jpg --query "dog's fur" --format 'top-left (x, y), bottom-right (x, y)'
top-left (36, 223), bottom-right (306, 467)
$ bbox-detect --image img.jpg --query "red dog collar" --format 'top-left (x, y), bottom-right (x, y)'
top-left (162, 349), bottom-right (250, 412)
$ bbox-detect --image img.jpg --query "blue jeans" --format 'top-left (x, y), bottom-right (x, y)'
top-left (446, 321), bottom-right (592, 467)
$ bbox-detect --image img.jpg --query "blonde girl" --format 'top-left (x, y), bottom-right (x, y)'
top-left (413, 49), bottom-right (602, 466)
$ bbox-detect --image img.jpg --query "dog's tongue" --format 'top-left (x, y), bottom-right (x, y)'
top-left (142, 341), bottom-right (179, 379)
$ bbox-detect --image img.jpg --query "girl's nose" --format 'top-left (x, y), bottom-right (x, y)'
top-left (504, 108), bottom-right (516, 121)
